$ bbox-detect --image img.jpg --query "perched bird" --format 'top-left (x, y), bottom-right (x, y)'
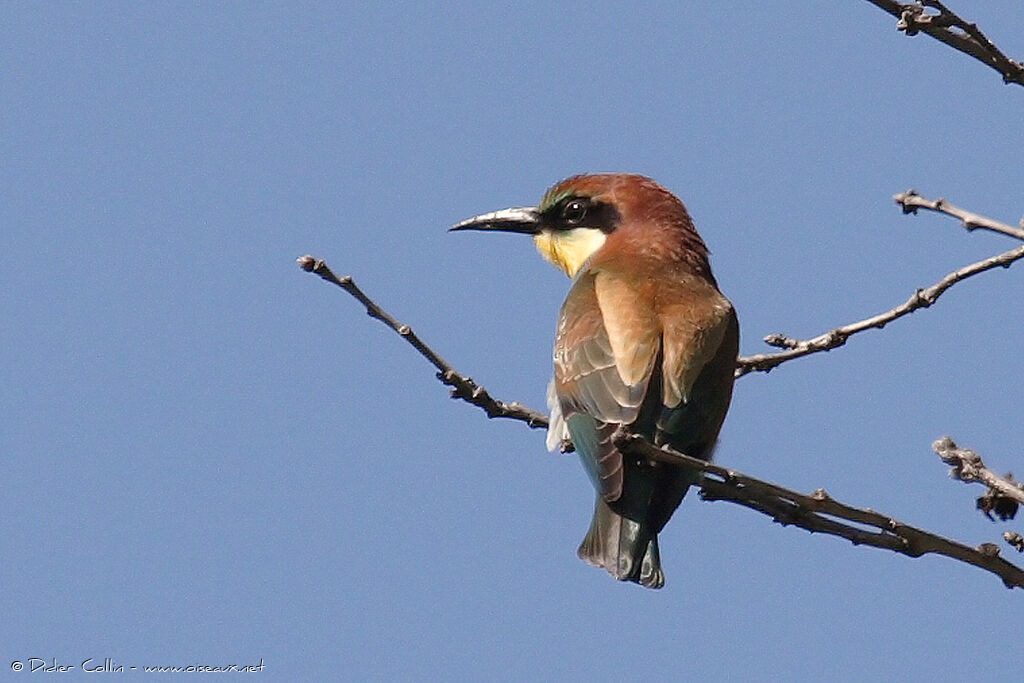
top-left (451, 174), bottom-right (738, 588)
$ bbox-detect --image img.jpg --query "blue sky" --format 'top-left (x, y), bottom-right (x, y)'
top-left (3, 2), bottom-right (1023, 680)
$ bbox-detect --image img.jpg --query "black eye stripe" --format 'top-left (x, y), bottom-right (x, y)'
top-left (542, 196), bottom-right (620, 234)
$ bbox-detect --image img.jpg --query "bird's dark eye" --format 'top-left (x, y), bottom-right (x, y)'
top-left (562, 198), bottom-right (588, 225)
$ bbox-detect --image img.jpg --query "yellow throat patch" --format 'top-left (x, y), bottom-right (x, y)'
top-left (533, 228), bottom-right (607, 278)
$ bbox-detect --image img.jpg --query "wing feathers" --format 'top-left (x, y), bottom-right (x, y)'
top-left (594, 272), bottom-right (659, 388)
top-left (659, 288), bottom-right (734, 408)
top-left (554, 271), bottom-right (654, 501)
top-left (555, 271), bottom-right (652, 426)
top-left (552, 266), bottom-right (737, 503)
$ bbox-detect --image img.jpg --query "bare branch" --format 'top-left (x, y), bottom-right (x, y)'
top-left (297, 255), bottom-right (549, 429)
top-left (735, 241), bottom-right (1024, 377)
top-left (299, 252), bottom-right (1024, 589)
top-left (933, 437), bottom-right (1024, 506)
top-left (894, 190), bottom-right (1024, 242)
top-left (933, 437), bottom-right (1024, 518)
top-left (615, 434), bottom-right (1024, 590)
top-left (864, 1), bottom-right (1024, 86)
top-left (932, 437), bottom-right (1023, 553)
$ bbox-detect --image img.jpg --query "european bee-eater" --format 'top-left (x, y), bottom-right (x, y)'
top-left (452, 174), bottom-right (738, 588)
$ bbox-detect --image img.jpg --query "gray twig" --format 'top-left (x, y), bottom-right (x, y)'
top-left (894, 190), bottom-right (1024, 241)
top-left (933, 437), bottom-right (1024, 527)
top-left (864, 1), bottom-right (1024, 86)
top-left (297, 255), bottom-right (549, 428)
top-left (933, 437), bottom-right (1024, 505)
top-left (735, 241), bottom-right (1024, 377)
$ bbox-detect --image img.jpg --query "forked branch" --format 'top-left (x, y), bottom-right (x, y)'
top-left (735, 194), bottom-right (1024, 377)
top-left (863, 1), bottom-right (1024, 86)
top-left (735, 242), bottom-right (1024, 376)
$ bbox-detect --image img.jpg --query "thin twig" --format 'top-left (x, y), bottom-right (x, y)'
top-left (737, 194), bottom-right (1024, 376)
top-left (735, 241), bottom-right (1024, 377)
top-left (932, 437), bottom-right (1023, 554)
top-left (615, 434), bottom-right (1024, 589)
top-left (863, 1), bottom-right (1024, 86)
top-left (297, 255), bottom-right (549, 428)
top-left (894, 190), bottom-right (1024, 241)
top-left (1006, 532), bottom-right (1024, 553)
top-left (933, 437), bottom-right (1024, 505)
top-left (933, 437), bottom-right (1024, 528)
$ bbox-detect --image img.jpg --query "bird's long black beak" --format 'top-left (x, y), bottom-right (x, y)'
top-left (449, 207), bottom-right (540, 234)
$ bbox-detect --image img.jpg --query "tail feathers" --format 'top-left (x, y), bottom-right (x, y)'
top-left (577, 496), bottom-right (664, 589)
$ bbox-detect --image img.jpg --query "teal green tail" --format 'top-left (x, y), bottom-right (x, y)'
top-left (577, 496), bottom-right (665, 589)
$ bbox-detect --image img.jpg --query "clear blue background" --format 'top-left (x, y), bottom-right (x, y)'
top-left (4, 2), bottom-right (1023, 680)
